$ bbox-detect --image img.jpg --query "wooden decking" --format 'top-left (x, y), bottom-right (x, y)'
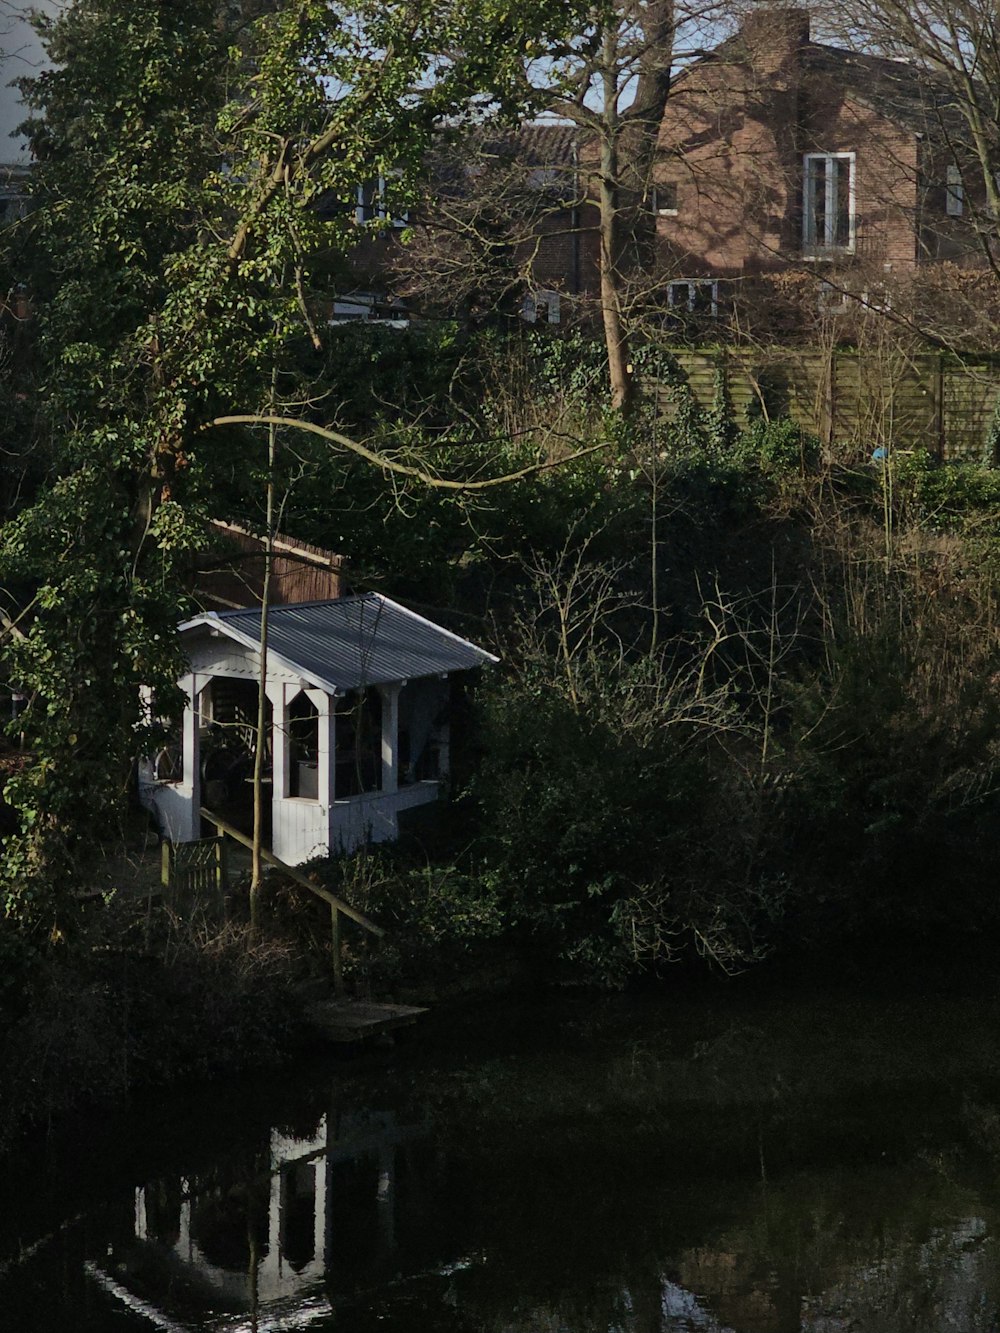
top-left (305, 998), bottom-right (427, 1044)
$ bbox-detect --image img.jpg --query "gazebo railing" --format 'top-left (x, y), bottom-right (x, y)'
top-left (200, 807), bottom-right (385, 996)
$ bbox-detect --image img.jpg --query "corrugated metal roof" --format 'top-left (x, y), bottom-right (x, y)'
top-left (180, 594), bottom-right (498, 693)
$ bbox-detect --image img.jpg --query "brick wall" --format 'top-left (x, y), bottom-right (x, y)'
top-left (655, 12), bottom-right (928, 280)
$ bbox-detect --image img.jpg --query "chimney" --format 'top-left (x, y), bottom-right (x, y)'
top-left (739, 6), bottom-right (810, 77)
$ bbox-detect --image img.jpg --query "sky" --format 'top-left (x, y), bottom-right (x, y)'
top-left (0, 1), bottom-right (65, 172)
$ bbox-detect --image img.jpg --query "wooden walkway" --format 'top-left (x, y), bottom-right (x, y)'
top-left (306, 998), bottom-right (427, 1044)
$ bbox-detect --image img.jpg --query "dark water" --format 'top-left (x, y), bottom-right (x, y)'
top-left (6, 983), bottom-right (1000, 1333)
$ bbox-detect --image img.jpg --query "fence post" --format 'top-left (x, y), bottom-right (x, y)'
top-left (820, 346), bottom-right (836, 455)
top-left (934, 353), bottom-right (946, 458)
top-left (331, 903), bottom-right (344, 996)
top-left (161, 840), bottom-right (172, 891)
top-left (215, 836), bottom-right (228, 913)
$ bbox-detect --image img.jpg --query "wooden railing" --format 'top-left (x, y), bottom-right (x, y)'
top-left (200, 807), bottom-right (384, 996)
top-left (162, 836), bottom-right (228, 908)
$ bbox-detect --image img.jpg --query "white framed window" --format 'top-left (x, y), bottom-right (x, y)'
top-left (803, 152), bottom-right (856, 253)
top-left (0, 189), bottom-right (28, 227)
top-left (522, 289), bottom-right (561, 324)
top-left (528, 166), bottom-right (563, 190)
top-left (946, 163), bottom-right (964, 216)
top-left (355, 175), bottom-right (408, 227)
top-left (667, 279), bottom-right (718, 317)
top-left (653, 181), bottom-right (679, 215)
top-left (817, 280), bottom-right (851, 315)
top-left (861, 283), bottom-right (891, 314)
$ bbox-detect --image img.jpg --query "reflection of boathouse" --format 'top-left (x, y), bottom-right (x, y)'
top-left (76, 1105), bottom-right (1000, 1333)
top-left (139, 594), bottom-right (496, 862)
top-left (89, 1107), bottom-right (428, 1330)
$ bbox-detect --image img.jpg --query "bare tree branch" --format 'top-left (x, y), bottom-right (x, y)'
top-left (207, 414), bottom-right (609, 487)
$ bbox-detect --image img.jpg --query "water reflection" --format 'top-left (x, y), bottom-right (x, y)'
top-left (8, 992), bottom-right (1000, 1332)
top-left (84, 1105), bottom-right (432, 1330)
top-left (77, 1106), bottom-right (1000, 1332)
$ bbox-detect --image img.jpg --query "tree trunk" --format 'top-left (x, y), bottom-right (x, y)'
top-left (600, 176), bottom-right (632, 413)
top-left (599, 25), bottom-right (634, 416)
top-left (249, 409), bottom-right (277, 931)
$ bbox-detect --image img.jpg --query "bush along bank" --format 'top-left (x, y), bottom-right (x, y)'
top-left (317, 377), bottom-right (1000, 992)
top-left (8, 341), bottom-right (1000, 1136)
top-left (0, 893), bottom-right (326, 1155)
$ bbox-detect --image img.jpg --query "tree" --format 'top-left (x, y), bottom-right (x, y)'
top-left (393, 2), bottom-right (726, 413)
top-left (0, 0), bottom-right (588, 930)
top-left (822, 0), bottom-right (1000, 344)
top-left (545, 0), bottom-right (680, 413)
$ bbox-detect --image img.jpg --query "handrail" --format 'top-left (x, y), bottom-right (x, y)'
top-left (200, 807), bottom-right (385, 939)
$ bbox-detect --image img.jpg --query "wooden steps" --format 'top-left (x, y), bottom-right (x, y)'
top-left (305, 998), bottom-right (427, 1044)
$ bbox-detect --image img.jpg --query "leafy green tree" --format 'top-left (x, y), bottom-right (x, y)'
top-left (0, 0), bottom-right (583, 932)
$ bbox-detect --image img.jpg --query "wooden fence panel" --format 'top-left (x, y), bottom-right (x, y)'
top-left (654, 349), bottom-right (1000, 462)
top-left (941, 365), bottom-right (997, 462)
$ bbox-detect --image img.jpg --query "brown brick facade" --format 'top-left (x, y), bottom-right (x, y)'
top-left (335, 9), bottom-right (987, 336)
top-left (653, 9), bottom-right (953, 285)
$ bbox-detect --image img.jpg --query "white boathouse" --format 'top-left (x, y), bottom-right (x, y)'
top-left (138, 594), bottom-right (497, 863)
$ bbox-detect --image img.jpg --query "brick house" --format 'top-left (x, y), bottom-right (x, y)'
top-left (327, 7), bottom-right (991, 338)
top-left (650, 7), bottom-right (987, 331)
top-left (332, 124), bottom-right (599, 329)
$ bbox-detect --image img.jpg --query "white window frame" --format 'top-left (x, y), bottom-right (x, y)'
top-left (355, 175), bottom-right (408, 228)
top-left (667, 279), bottom-right (718, 317)
top-left (522, 289), bottom-right (562, 325)
top-left (946, 163), bottom-right (964, 217)
top-left (817, 280), bottom-right (851, 316)
top-left (330, 292), bottom-right (409, 328)
top-left (802, 152), bottom-right (856, 255)
top-left (0, 188), bottom-right (28, 226)
top-left (861, 283), bottom-right (891, 314)
top-left (653, 182), bottom-right (679, 216)
top-left (529, 166), bottom-right (562, 190)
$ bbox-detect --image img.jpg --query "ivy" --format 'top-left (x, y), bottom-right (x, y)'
top-left (2, 0), bottom-right (586, 931)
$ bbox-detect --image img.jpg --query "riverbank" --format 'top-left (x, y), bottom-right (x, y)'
top-left (4, 870), bottom-right (1000, 1165)
top-left (0, 901), bottom-right (309, 1154)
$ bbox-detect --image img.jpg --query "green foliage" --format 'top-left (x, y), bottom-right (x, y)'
top-left (705, 359), bottom-right (741, 454)
top-left (2, 0), bottom-right (588, 927)
top-left (986, 389), bottom-right (1000, 465)
top-left (0, 907), bottom-right (305, 1146)
top-left (894, 449), bottom-right (1000, 527)
top-left (522, 327), bottom-right (610, 404)
top-left (319, 846), bottom-right (506, 993)
top-left (470, 650), bottom-right (779, 987)
top-left (737, 417), bottom-right (819, 477)
top-left (776, 608), bottom-right (1000, 939)
top-left (274, 324), bottom-right (628, 596)
top-left (316, 322), bottom-right (467, 430)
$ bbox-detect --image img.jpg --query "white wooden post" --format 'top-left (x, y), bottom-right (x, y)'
top-left (266, 1158), bottom-right (282, 1284)
top-left (379, 683), bottom-right (400, 795)
top-left (312, 1158), bottom-right (326, 1271)
top-left (305, 688), bottom-right (334, 808)
top-left (178, 673), bottom-right (204, 842)
top-left (266, 681), bottom-right (287, 798)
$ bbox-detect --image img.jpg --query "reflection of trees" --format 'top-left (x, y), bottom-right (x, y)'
top-left (401, 1140), bottom-right (1000, 1333)
top-left (798, 1215), bottom-right (1000, 1333)
top-left (666, 1170), bottom-right (1000, 1333)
